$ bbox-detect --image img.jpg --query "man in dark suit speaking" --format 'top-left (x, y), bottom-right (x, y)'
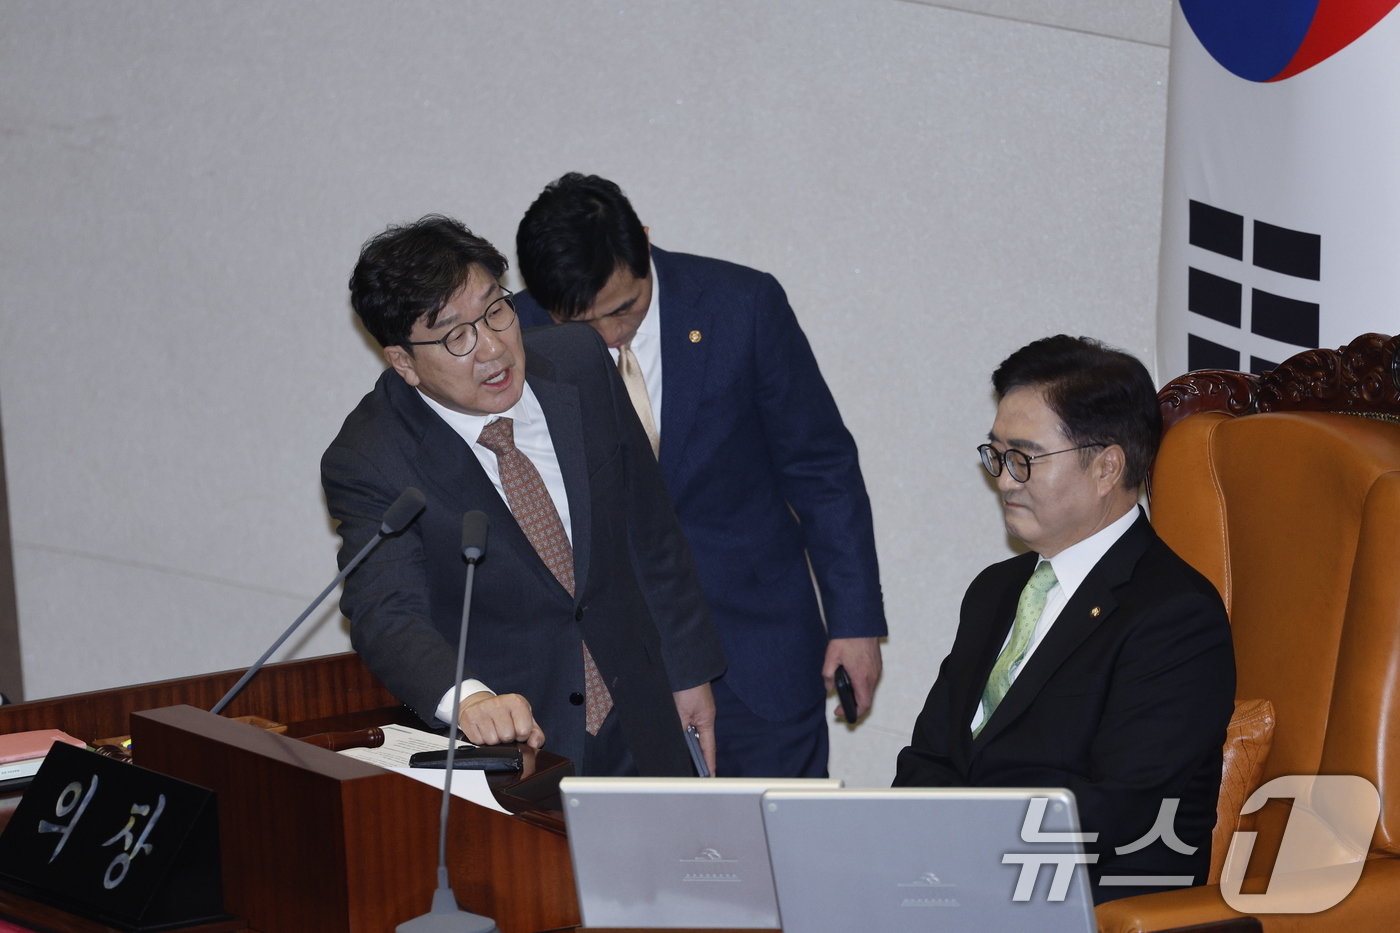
top-left (322, 215), bottom-right (723, 777)
top-left (894, 335), bottom-right (1234, 902)
top-left (514, 174), bottom-right (886, 778)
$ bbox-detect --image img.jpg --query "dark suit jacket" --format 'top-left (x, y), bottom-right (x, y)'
top-left (321, 324), bottom-right (724, 775)
top-left (894, 513), bottom-right (1234, 897)
top-left (517, 247), bottom-right (885, 721)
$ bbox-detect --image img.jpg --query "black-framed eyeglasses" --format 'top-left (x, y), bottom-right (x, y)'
top-left (402, 290), bottom-right (517, 358)
top-left (977, 442), bottom-right (1104, 483)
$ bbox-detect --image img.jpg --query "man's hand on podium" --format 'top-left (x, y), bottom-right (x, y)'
top-left (457, 691), bottom-right (546, 749)
top-left (672, 683), bottom-right (717, 776)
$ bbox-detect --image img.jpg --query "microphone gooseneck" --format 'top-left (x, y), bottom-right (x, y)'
top-left (398, 511), bottom-right (498, 933)
top-left (210, 487), bottom-right (427, 716)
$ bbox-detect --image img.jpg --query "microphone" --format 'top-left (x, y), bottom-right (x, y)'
top-left (210, 487), bottom-right (427, 715)
top-left (461, 510), bottom-right (487, 564)
top-left (381, 488), bottom-right (429, 535)
top-left (398, 511), bottom-right (498, 933)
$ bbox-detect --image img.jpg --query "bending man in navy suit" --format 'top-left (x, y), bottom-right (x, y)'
top-left (894, 335), bottom-right (1234, 902)
top-left (322, 215), bottom-right (724, 777)
top-left (514, 174), bottom-right (886, 778)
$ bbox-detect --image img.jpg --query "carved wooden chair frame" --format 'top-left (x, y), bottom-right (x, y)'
top-left (1157, 333), bottom-right (1400, 431)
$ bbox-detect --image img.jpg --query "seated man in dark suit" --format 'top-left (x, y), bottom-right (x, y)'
top-left (322, 215), bottom-right (724, 777)
top-left (895, 335), bottom-right (1235, 902)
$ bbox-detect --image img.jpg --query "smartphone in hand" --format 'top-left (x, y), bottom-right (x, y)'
top-left (835, 665), bottom-right (858, 724)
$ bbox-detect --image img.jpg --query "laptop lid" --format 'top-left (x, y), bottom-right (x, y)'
top-left (561, 776), bottom-right (841, 929)
top-left (761, 787), bottom-right (1097, 933)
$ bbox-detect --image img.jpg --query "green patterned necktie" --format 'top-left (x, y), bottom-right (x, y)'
top-left (974, 560), bottom-right (1057, 738)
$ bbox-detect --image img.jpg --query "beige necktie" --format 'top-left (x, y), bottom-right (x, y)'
top-left (477, 417), bottom-right (613, 734)
top-left (974, 560), bottom-right (1057, 738)
top-left (617, 343), bottom-right (660, 458)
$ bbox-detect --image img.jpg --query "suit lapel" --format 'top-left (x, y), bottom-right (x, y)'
top-left (973, 512), bottom-right (1153, 747)
top-left (383, 372), bottom-right (506, 521)
top-left (528, 354), bottom-right (590, 599)
top-left (653, 247), bottom-right (713, 476)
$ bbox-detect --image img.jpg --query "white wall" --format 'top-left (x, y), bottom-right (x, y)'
top-left (0, 0), bottom-right (1171, 787)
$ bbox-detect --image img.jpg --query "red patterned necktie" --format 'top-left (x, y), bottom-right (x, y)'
top-left (477, 416), bottom-right (613, 734)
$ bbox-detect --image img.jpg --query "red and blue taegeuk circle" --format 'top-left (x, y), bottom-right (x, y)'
top-left (1181, 0), bottom-right (1399, 82)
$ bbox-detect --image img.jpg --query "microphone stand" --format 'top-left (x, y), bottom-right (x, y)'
top-left (398, 511), bottom-right (497, 933)
top-left (211, 487), bottom-right (425, 715)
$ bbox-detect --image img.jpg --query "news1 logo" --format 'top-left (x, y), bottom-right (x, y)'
top-left (1008, 776), bottom-right (1381, 914)
top-left (1219, 775), bottom-right (1381, 914)
top-left (1185, 200), bottom-right (1320, 375)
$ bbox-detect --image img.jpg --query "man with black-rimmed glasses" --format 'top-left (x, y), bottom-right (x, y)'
top-left (321, 215), bottom-right (722, 777)
top-left (894, 335), bottom-right (1235, 903)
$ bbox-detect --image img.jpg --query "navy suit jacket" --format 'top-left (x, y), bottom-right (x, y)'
top-left (321, 324), bottom-right (724, 775)
top-left (517, 247), bottom-right (885, 720)
top-left (893, 513), bottom-right (1234, 897)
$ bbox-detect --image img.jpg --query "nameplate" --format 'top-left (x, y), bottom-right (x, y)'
top-left (0, 742), bottom-right (226, 931)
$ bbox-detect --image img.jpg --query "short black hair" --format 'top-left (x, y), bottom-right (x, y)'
top-left (992, 335), bottom-right (1161, 488)
top-left (515, 173), bottom-right (650, 318)
top-left (350, 214), bottom-right (507, 348)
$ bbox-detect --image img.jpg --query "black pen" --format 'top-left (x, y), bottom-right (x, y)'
top-left (683, 724), bottom-right (710, 777)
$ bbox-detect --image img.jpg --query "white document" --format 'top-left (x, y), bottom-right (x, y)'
top-left (338, 723), bottom-right (510, 814)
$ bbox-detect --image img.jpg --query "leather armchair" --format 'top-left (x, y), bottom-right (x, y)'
top-left (1097, 334), bottom-right (1400, 933)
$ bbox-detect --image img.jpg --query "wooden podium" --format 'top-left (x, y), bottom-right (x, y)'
top-left (0, 653), bottom-right (579, 933)
top-left (0, 654), bottom-right (1267, 933)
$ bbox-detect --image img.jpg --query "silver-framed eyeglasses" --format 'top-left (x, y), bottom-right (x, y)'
top-left (402, 290), bottom-right (517, 357)
top-left (977, 442), bottom-right (1104, 483)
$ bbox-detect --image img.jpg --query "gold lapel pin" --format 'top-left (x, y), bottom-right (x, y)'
top-left (688, 329), bottom-right (703, 343)
top-left (1090, 607), bottom-right (1102, 618)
